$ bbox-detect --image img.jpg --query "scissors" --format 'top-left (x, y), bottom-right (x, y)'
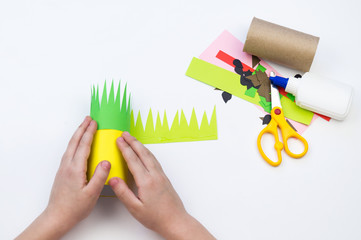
top-left (257, 72), bottom-right (308, 167)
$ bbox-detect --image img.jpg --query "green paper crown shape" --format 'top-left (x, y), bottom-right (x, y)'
top-left (131, 107), bottom-right (217, 144)
top-left (90, 81), bottom-right (131, 131)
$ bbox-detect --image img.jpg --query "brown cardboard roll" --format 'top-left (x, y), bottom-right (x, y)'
top-left (243, 17), bottom-right (319, 72)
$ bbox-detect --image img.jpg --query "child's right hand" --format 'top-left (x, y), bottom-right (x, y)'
top-left (109, 132), bottom-right (215, 240)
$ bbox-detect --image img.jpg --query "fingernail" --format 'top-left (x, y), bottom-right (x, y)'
top-left (90, 120), bottom-right (97, 127)
top-left (101, 161), bottom-right (111, 170)
top-left (122, 131), bottom-right (130, 137)
top-left (117, 137), bottom-right (124, 143)
top-left (109, 178), bottom-right (120, 186)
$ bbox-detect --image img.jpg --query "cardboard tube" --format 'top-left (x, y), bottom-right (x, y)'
top-left (243, 17), bottom-right (319, 72)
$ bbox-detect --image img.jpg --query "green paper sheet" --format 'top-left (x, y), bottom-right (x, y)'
top-left (286, 93), bottom-right (296, 102)
top-left (280, 96), bottom-right (314, 125)
top-left (186, 57), bottom-right (314, 125)
top-left (245, 87), bottom-right (257, 98)
top-left (186, 57), bottom-right (262, 106)
top-left (131, 107), bottom-right (217, 144)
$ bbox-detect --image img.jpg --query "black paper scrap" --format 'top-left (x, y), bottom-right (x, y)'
top-left (222, 91), bottom-right (232, 103)
top-left (260, 114), bottom-right (271, 125)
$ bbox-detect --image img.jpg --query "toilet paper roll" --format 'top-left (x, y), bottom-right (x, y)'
top-left (243, 17), bottom-right (319, 72)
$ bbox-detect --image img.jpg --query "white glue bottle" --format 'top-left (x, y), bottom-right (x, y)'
top-left (270, 73), bottom-right (353, 120)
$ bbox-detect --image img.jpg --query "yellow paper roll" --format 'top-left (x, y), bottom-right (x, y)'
top-left (87, 129), bottom-right (128, 185)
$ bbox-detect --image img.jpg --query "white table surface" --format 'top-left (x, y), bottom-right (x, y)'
top-left (1, 0), bottom-right (360, 239)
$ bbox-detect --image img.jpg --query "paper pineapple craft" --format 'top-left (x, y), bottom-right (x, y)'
top-left (87, 82), bottom-right (131, 184)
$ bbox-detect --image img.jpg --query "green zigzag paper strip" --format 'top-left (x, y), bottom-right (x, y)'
top-left (90, 81), bottom-right (131, 131)
top-left (130, 107), bottom-right (217, 144)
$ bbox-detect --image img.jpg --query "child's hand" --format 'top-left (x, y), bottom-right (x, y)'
top-left (17, 116), bottom-right (110, 240)
top-left (47, 116), bottom-right (111, 229)
top-left (109, 132), bottom-right (215, 240)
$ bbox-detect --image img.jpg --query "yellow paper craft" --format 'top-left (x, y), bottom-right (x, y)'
top-left (88, 129), bottom-right (128, 185)
top-left (88, 81), bottom-right (131, 184)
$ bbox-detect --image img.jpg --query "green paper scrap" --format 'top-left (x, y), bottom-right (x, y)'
top-left (245, 87), bottom-right (257, 98)
top-left (186, 57), bottom-right (313, 125)
top-left (286, 93), bottom-right (296, 102)
top-left (247, 69), bottom-right (271, 102)
top-left (91, 81), bottom-right (131, 131)
top-left (255, 64), bottom-right (266, 73)
top-left (280, 96), bottom-right (313, 125)
top-left (186, 57), bottom-right (262, 106)
top-left (251, 64), bottom-right (266, 75)
top-left (259, 97), bottom-right (272, 112)
top-left (130, 107), bottom-right (217, 144)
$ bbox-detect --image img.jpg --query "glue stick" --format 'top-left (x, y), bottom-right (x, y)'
top-left (270, 73), bottom-right (353, 120)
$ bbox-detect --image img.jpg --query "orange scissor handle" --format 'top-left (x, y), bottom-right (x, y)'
top-left (257, 107), bottom-right (309, 167)
top-left (257, 118), bottom-right (284, 167)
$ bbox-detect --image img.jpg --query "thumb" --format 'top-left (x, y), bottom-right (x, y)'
top-left (86, 161), bottom-right (111, 196)
top-left (109, 177), bottom-right (142, 210)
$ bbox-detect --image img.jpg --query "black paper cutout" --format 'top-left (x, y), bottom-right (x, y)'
top-left (261, 114), bottom-right (272, 125)
top-left (222, 91), bottom-right (232, 103)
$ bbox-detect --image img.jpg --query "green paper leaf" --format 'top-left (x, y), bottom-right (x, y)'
top-left (161, 111), bottom-right (170, 138)
top-left (90, 81), bottom-right (131, 131)
top-left (245, 87), bottom-right (257, 98)
top-left (134, 111), bottom-right (145, 136)
top-left (144, 109), bottom-right (155, 137)
top-left (255, 64), bottom-right (267, 72)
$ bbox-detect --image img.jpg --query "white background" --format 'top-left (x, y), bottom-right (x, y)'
top-left (1, 0), bottom-right (361, 239)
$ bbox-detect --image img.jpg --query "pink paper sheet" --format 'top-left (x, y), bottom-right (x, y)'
top-left (199, 30), bottom-right (318, 134)
top-left (199, 30), bottom-right (281, 76)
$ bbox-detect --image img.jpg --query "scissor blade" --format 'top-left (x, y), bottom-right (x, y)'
top-left (269, 71), bottom-right (282, 109)
top-left (271, 83), bottom-right (282, 109)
